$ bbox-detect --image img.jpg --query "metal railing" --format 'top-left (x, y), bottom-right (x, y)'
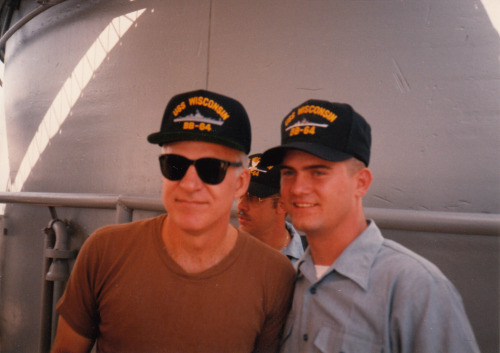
top-left (0, 190), bottom-right (498, 353)
top-left (0, 191), bottom-right (499, 235)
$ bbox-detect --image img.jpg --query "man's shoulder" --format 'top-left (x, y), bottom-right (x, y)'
top-left (238, 230), bottom-right (295, 272)
top-left (86, 214), bottom-right (165, 248)
top-left (376, 238), bottom-right (450, 287)
top-left (94, 214), bottom-right (164, 236)
top-left (358, 222), bottom-right (446, 282)
top-left (238, 229), bottom-right (282, 256)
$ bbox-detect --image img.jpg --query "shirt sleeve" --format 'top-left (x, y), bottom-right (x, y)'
top-left (390, 267), bottom-right (480, 353)
top-left (253, 257), bottom-right (296, 353)
top-left (56, 232), bottom-right (101, 339)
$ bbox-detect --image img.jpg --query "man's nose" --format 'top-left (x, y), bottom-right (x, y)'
top-left (237, 197), bottom-right (249, 212)
top-left (284, 173), bottom-right (310, 196)
top-left (179, 165), bottom-right (203, 189)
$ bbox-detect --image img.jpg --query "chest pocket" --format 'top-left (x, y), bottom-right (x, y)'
top-left (314, 326), bottom-right (384, 353)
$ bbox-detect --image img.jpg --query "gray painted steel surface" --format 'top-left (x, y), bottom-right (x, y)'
top-left (0, 0), bottom-right (498, 351)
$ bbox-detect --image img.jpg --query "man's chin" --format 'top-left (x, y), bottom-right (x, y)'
top-left (237, 218), bottom-right (251, 231)
top-left (289, 216), bottom-right (314, 233)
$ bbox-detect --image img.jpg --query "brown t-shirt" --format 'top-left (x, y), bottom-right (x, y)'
top-left (57, 215), bottom-right (295, 353)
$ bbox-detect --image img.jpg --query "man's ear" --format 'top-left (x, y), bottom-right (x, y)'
top-left (354, 168), bottom-right (372, 198)
top-left (235, 168), bottom-right (251, 199)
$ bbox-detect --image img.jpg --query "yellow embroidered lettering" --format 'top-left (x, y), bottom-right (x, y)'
top-left (172, 101), bottom-right (186, 117)
top-left (284, 112), bottom-right (296, 126)
top-left (297, 105), bottom-right (337, 123)
top-left (289, 125), bottom-right (317, 137)
top-left (199, 123), bottom-right (212, 131)
top-left (183, 121), bottom-right (195, 130)
top-left (188, 96), bottom-right (231, 120)
top-left (289, 127), bottom-right (300, 137)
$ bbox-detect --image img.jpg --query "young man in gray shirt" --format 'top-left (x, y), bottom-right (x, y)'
top-left (263, 99), bottom-right (480, 353)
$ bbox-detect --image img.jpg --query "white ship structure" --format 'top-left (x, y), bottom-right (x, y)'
top-left (285, 118), bottom-right (328, 131)
top-left (173, 110), bottom-right (224, 126)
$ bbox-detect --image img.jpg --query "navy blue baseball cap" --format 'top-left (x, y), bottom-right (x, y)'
top-left (262, 100), bottom-right (371, 166)
top-left (148, 89), bottom-right (251, 154)
top-left (247, 153), bottom-right (281, 198)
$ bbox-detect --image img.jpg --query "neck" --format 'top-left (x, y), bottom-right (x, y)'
top-left (307, 210), bottom-right (368, 266)
top-left (254, 220), bottom-right (290, 251)
top-left (162, 216), bottom-right (238, 273)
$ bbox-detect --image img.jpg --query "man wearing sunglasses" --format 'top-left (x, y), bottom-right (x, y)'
top-left (262, 100), bottom-right (480, 353)
top-left (237, 153), bottom-right (306, 263)
top-left (52, 90), bottom-right (295, 353)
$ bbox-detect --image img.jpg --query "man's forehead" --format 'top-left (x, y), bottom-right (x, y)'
top-left (161, 140), bottom-right (240, 156)
top-left (281, 149), bottom-right (353, 167)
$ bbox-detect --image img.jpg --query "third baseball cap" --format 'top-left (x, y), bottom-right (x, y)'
top-left (247, 153), bottom-right (281, 198)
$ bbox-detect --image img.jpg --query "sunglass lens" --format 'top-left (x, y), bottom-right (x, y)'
top-left (159, 155), bottom-right (190, 181)
top-left (159, 155), bottom-right (233, 185)
top-left (196, 158), bottom-right (228, 185)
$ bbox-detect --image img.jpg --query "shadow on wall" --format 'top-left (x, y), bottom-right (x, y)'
top-left (0, 8), bottom-right (147, 214)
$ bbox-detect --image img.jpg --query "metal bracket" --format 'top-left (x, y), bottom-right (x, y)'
top-left (0, 215), bottom-right (6, 235)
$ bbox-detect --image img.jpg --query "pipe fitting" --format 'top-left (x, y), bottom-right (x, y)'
top-left (44, 219), bottom-right (75, 282)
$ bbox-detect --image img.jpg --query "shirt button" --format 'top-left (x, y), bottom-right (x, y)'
top-left (310, 287), bottom-right (317, 294)
top-left (303, 334), bottom-right (308, 341)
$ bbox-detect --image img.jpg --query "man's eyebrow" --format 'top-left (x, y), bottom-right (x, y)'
top-left (281, 164), bottom-right (331, 170)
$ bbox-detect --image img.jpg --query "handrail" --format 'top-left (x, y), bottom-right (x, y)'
top-left (0, 0), bottom-right (68, 51)
top-left (0, 191), bottom-right (499, 236)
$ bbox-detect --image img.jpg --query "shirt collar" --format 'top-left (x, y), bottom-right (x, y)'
top-left (333, 220), bottom-right (383, 290)
top-left (282, 221), bottom-right (305, 263)
top-left (296, 220), bottom-right (383, 291)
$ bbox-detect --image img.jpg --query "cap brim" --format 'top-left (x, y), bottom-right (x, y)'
top-left (262, 141), bottom-right (353, 165)
top-left (147, 131), bottom-right (246, 153)
top-left (247, 181), bottom-right (280, 198)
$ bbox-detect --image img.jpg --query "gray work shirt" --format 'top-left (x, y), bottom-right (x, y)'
top-left (282, 221), bottom-right (305, 264)
top-left (280, 220), bottom-right (480, 353)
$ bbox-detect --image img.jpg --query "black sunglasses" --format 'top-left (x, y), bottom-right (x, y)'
top-left (159, 154), bottom-right (242, 185)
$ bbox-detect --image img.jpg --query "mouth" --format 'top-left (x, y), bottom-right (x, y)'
top-left (237, 214), bottom-right (250, 222)
top-left (292, 202), bottom-right (316, 208)
top-left (176, 198), bottom-right (207, 207)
